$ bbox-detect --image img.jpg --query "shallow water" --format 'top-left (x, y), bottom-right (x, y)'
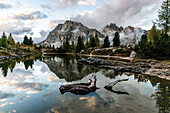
top-left (0, 55), bottom-right (169, 113)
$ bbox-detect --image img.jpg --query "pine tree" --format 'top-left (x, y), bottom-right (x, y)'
top-left (9, 38), bottom-right (15, 46)
top-left (23, 35), bottom-right (29, 45)
top-left (29, 37), bottom-right (33, 46)
top-left (65, 37), bottom-right (70, 52)
top-left (157, 0), bottom-right (170, 34)
top-left (95, 34), bottom-right (100, 47)
top-left (89, 35), bottom-right (93, 47)
top-left (71, 41), bottom-right (75, 51)
top-left (113, 32), bottom-right (120, 47)
top-left (49, 44), bottom-right (52, 49)
top-left (1, 32), bottom-right (8, 48)
top-left (62, 42), bottom-right (66, 51)
top-left (52, 45), bottom-right (55, 49)
top-left (103, 36), bottom-right (110, 48)
top-left (135, 34), bottom-right (148, 57)
top-left (90, 37), bottom-right (96, 47)
top-left (76, 36), bottom-right (84, 52)
top-left (148, 24), bottom-right (158, 43)
top-left (8, 33), bottom-right (12, 44)
top-left (85, 38), bottom-right (90, 50)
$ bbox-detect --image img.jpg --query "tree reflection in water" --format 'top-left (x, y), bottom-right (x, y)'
top-left (23, 59), bottom-right (34, 70)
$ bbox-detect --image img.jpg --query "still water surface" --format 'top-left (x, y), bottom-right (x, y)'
top-left (0, 55), bottom-right (169, 113)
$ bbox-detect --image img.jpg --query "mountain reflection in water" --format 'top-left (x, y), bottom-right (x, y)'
top-left (0, 54), bottom-right (169, 113)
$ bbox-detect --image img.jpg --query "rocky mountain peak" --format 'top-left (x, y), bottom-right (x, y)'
top-left (38, 20), bottom-right (104, 47)
top-left (101, 22), bottom-right (148, 47)
top-left (105, 23), bottom-right (124, 32)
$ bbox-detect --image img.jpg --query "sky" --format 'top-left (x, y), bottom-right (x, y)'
top-left (0, 0), bottom-right (164, 43)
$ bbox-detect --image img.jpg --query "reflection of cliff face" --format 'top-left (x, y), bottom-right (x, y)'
top-left (44, 59), bottom-right (96, 82)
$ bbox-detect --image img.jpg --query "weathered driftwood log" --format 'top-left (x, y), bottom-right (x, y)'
top-left (104, 78), bottom-right (129, 89)
top-left (104, 78), bottom-right (129, 95)
top-left (105, 88), bottom-right (129, 95)
top-left (59, 74), bottom-right (98, 95)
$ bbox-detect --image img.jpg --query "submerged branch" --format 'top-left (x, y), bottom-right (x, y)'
top-left (104, 78), bottom-right (129, 89)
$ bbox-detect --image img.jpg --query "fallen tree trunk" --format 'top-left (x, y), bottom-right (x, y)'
top-left (59, 74), bottom-right (98, 95)
top-left (59, 74), bottom-right (129, 95)
top-left (104, 78), bottom-right (129, 89)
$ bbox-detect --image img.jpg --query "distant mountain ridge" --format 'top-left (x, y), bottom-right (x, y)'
top-left (38, 20), bottom-right (148, 47)
top-left (38, 20), bottom-right (104, 47)
top-left (101, 23), bottom-right (148, 46)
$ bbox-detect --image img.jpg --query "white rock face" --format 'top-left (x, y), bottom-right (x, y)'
top-left (101, 23), bottom-right (148, 47)
top-left (38, 21), bottom-right (148, 48)
top-left (38, 20), bottom-right (104, 48)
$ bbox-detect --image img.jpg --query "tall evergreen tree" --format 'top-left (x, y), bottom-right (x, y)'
top-left (157, 0), bottom-right (170, 34)
top-left (90, 37), bottom-right (96, 47)
top-left (1, 32), bottom-right (8, 48)
top-left (89, 35), bottom-right (93, 47)
top-left (113, 32), bottom-right (120, 47)
top-left (103, 36), bottom-right (110, 48)
top-left (76, 36), bottom-right (84, 52)
top-left (23, 35), bottom-right (29, 45)
top-left (148, 24), bottom-right (159, 43)
top-left (52, 45), bottom-right (55, 49)
top-left (29, 37), bottom-right (33, 46)
top-left (65, 37), bottom-right (70, 51)
top-left (9, 37), bottom-right (15, 46)
top-left (62, 42), bottom-right (66, 50)
top-left (95, 34), bottom-right (100, 47)
top-left (7, 33), bottom-right (12, 44)
top-left (85, 38), bottom-right (90, 50)
top-left (135, 34), bottom-right (148, 57)
top-left (71, 40), bottom-right (75, 51)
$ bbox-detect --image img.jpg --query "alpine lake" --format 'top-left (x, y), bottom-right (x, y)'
top-left (0, 54), bottom-right (169, 113)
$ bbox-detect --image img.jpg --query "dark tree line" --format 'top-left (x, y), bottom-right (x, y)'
top-left (57, 33), bottom-right (121, 53)
top-left (23, 35), bottom-right (33, 46)
top-left (0, 32), bottom-right (16, 48)
top-left (135, 0), bottom-right (170, 59)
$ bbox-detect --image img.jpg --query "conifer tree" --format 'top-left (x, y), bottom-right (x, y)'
top-left (1, 32), bottom-right (8, 48)
top-left (103, 36), bottom-right (110, 48)
top-left (8, 33), bottom-right (12, 44)
top-left (23, 35), bottom-right (29, 45)
top-left (113, 32), bottom-right (120, 47)
top-left (90, 37), bottom-right (96, 47)
top-left (95, 34), bottom-right (100, 47)
top-left (9, 38), bottom-right (15, 46)
top-left (148, 24), bottom-right (159, 43)
top-left (76, 36), bottom-right (84, 52)
top-left (71, 40), bottom-right (75, 51)
top-left (85, 38), bottom-right (90, 50)
top-left (157, 0), bottom-right (170, 34)
top-left (65, 37), bottom-right (70, 52)
top-left (89, 35), bottom-right (93, 47)
top-left (29, 37), bottom-right (33, 46)
top-left (52, 45), bottom-right (55, 49)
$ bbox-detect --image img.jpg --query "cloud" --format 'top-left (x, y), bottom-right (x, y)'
top-left (70, 0), bottom-right (163, 30)
top-left (57, 0), bottom-right (78, 8)
top-left (0, 22), bottom-right (32, 35)
top-left (56, 0), bottom-right (98, 8)
top-left (12, 27), bottom-right (32, 35)
top-left (41, 4), bottom-right (52, 10)
top-left (78, 0), bottom-right (97, 5)
top-left (13, 11), bottom-right (48, 20)
top-left (0, 3), bottom-right (12, 9)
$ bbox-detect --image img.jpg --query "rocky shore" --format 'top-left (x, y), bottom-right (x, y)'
top-left (0, 46), bottom-right (41, 62)
top-left (78, 57), bottom-right (170, 80)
